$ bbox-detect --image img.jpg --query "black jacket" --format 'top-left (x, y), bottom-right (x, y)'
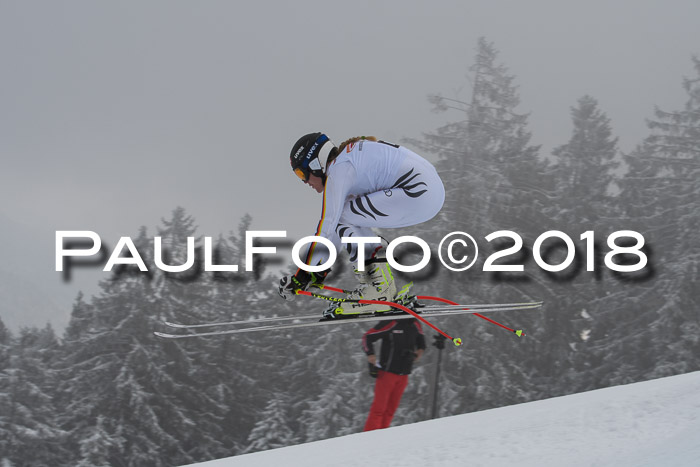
top-left (362, 318), bottom-right (426, 375)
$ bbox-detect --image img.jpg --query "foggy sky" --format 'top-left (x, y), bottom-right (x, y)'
top-left (1, 0), bottom-right (699, 330)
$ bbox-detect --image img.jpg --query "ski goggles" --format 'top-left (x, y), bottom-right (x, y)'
top-left (294, 167), bottom-right (308, 182)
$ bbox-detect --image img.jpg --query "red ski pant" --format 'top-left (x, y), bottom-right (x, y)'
top-left (363, 370), bottom-right (409, 431)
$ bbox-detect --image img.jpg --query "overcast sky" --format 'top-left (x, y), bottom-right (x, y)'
top-left (1, 0), bottom-right (699, 330)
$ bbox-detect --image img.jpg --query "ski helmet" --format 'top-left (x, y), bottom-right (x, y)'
top-left (290, 132), bottom-right (335, 181)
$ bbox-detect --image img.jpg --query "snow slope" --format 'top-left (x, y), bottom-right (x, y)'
top-left (189, 372), bottom-right (700, 467)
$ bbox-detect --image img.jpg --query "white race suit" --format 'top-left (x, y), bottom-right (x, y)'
top-left (301, 139), bottom-right (445, 268)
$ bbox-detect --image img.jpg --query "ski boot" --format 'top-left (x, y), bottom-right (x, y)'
top-left (323, 249), bottom-right (399, 318)
top-left (393, 282), bottom-right (422, 311)
top-left (322, 283), bottom-right (422, 319)
top-left (321, 268), bottom-right (370, 319)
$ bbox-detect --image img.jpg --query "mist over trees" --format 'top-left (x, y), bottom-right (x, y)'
top-left (1, 40), bottom-right (698, 466)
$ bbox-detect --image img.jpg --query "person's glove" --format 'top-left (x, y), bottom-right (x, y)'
top-left (368, 362), bottom-right (379, 378)
top-left (278, 269), bottom-right (328, 300)
top-left (278, 275), bottom-right (302, 301)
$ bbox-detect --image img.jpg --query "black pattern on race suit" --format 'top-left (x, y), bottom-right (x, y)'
top-left (391, 168), bottom-right (429, 198)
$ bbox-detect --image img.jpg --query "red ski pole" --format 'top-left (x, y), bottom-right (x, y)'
top-left (296, 290), bottom-right (463, 347)
top-left (417, 295), bottom-right (524, 337)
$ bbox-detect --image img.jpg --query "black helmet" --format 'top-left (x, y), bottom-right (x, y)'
top-left (290, 132), bottom-right (335, 181)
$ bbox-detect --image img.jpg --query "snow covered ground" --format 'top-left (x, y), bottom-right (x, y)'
top-left (189, 371), bottom-right (700, 467)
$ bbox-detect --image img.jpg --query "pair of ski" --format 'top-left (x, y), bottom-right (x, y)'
top-left (154, 294), bottom-right (542, 342)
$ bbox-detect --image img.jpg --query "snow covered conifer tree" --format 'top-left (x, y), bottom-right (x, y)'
top-left (245, 396), bottom-right (298, 453)
top-left (645, 57), bottom-right (700, 317)
top-left (540, 96), bottom-right (621, 394)
top-left (187, 214), bottom-right (284, 454)
top-left (551, 95), bottom-right (619, 226)
top-left (406, 37), bottom-right (547, 415)
top-left (57, 209), bottom-right (228, 466)
top-left (590, 58), bottom-right (700, 383)
top-left (0, 325), bottom-right (67, 465)
top-left (75, 416), bottom-right (123, 467)
top-left (0, 318), bottom-right (9, 370)
top-left (0, 318), bottom-right (12, 462)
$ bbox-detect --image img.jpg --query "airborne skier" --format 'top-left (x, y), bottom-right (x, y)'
top-left (156, 133), bottom-right (534, 343)
top-left (277, 133), bottom-right (445, 318)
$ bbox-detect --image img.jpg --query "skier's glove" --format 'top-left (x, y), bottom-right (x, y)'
top-left (278, 269), bottom-right (328, 300)
top-left (368, 363), bottom-right (379, 378)
top-left (278, 274), bottom-right (304, 301)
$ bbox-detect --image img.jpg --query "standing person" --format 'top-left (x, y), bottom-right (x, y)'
top-left (362, 318), bottom-right (426, 431)
top-left (277, 133), bottom-right (445, 318)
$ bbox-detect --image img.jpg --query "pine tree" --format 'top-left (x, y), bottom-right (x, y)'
top-left (57, 209), bottom-right (228, 466)
top-left (0, 318), bottom-right (10, 370)
top-left (541, 96), bottom-right (621, 395)
top-left (552, 95), bottom-right (619, 226)
top-left (646, 58), bottom-right (700, 345)
top-left (244, 396), bottom-right (297, 453)
top-left (63, 292), bottom-right (94, 342)
top-left (189, 214), bottom-right (283, 454)
top-left (0, 318), bottom-right (13, 463)
top-left (75, 416), bottom-right (123, 467)
top-left (592, 57), bottom-right (700, 383)
top-left (406, 37), bottom-right (548, 417)
top-left (0, 325), bottom-right (67, 465)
